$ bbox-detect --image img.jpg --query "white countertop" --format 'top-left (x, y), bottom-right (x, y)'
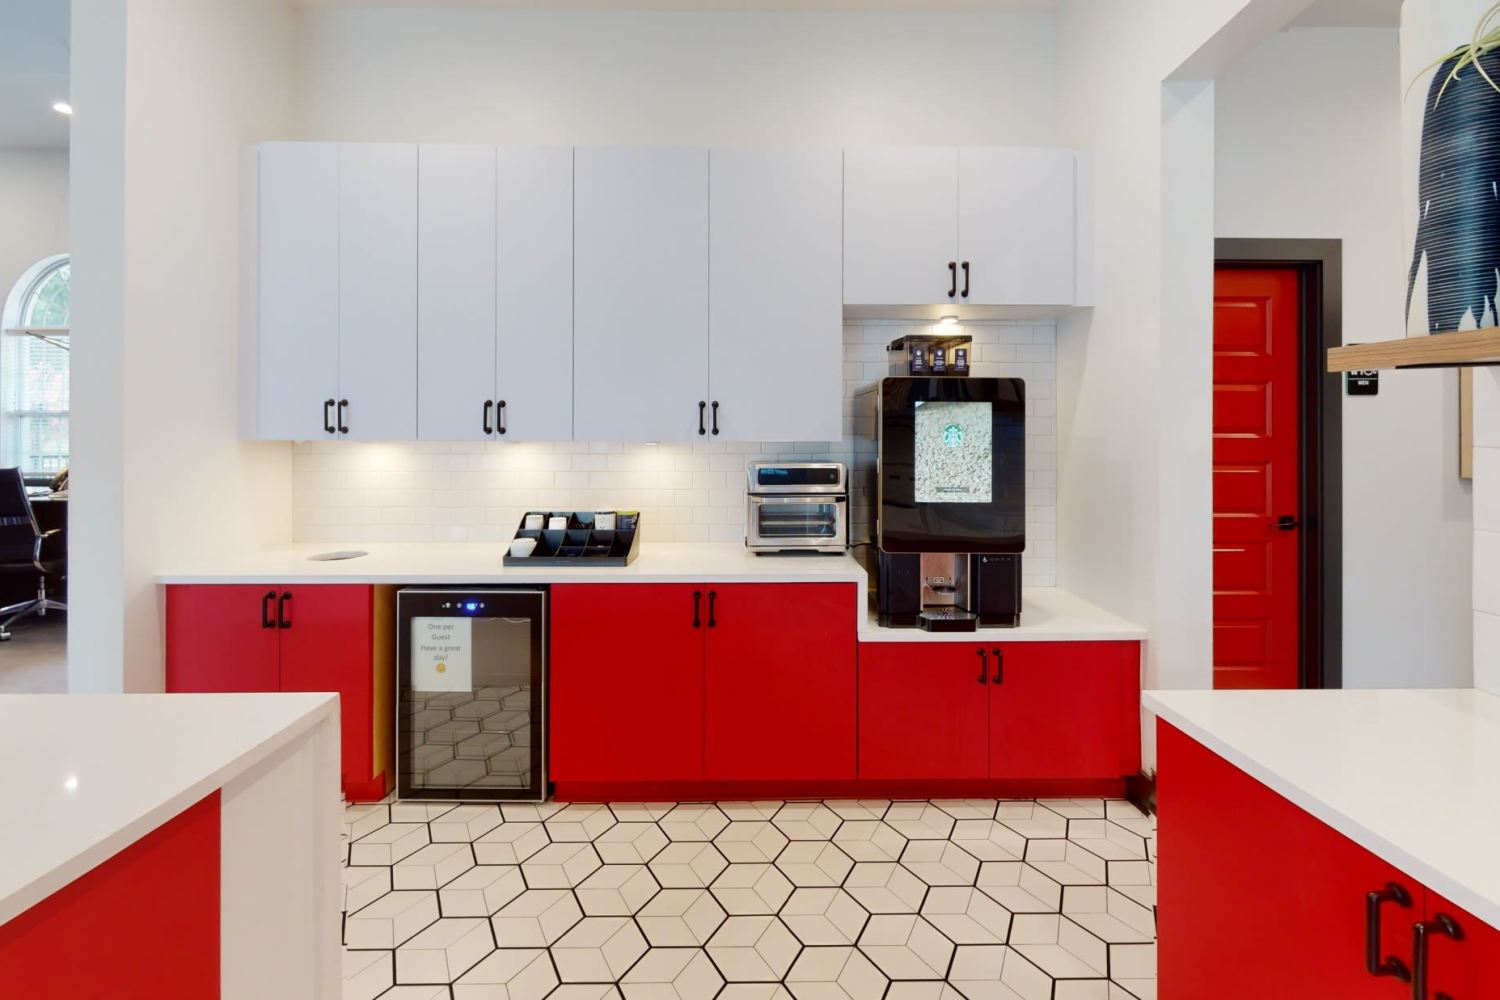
top-left (0, 692), bottom-right (338, 925)
top-left (154, 542), bottom-right (1147, 643)
top-left (1145, 688), bottom-right (1500, 929)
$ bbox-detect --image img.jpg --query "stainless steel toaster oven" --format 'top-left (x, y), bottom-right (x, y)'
top-left (744, 462), bottom-right (848, 554)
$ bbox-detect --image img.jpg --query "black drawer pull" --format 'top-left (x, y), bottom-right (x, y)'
top-left (482, 400), bottom-right (494, 435)
top-left (698, 401), bottom-right (707, 436)
top-left (337, 399), bottom-right (349, 434)
top-left (977, 648), bottom-right (988, 684)
top-left (497, 400), bottom-right (507, 436)
top-left (323, 399), bottom-right (336, 434)
top-left (707, 590), bottom-right (718, 628)
top-left (711, 401), bottom-right (720, 436)
top-left (948, 261), bottom-right (957, 299)
top-left (277, 591), bottom-right (292, 629)
top-left (991, 647), bottom-right (1003, 684)
top-left (692, 590), bottom-right (702, 628)
top-left (1412, 913), bottom-right (1461, 1000)
top-left (261, 590), bottom-right (277, 629)
top-left (1365, 882), bottom-right (1412, 983)
top-left (961, 261), bottom-right (971, 298)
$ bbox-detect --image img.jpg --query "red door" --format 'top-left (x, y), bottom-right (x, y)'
top-left (278, 586), bottom-right (376, 792)
top-left (989, 642), bottom-right (1139, 779)
top-left (1213, 266), bottom-right (1302, 689)
top-left (858, 643), bottom-right (989, 780)
top-left (1424, 893), bottom-right (1500, 1000)
top-left (705, 584), bottom-right (856, 780)
top-left (550, 584), bottom-right (706, 782)
top-left (1158, 720), bottom-right (1415, 1000)
top-left (165, 585), bottom-right (280, 693)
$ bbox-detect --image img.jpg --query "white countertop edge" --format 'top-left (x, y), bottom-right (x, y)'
top-left (0, 694), bottom-right (339, 925)
top-left (1144, 691), bottom-right (1500, 930)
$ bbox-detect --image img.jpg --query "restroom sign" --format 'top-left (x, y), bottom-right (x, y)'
top-left (1346, 370), bottom-right (1379, 396)
top-left (412, 617), bottom-right (472, 692)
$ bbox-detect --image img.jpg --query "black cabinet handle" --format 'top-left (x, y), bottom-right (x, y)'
top-left (482, 400), bottom-right (494, 435)
top-left (698, 401), bottom-right (707, 436)
top-left (977, 648), bottom-right (988, 684)
top-left (1412, 913), bottom-right (1462, 1000)
top-left (497, 400), bottom-right (507, 436)
top-left (707, 590), bottom-right (717, 628)
top-left (277, 591), bottom-right (292, 629)
top-left (1276, 515), bottom-right (1299, 531)
top-left (961, 261), bottom-right (971, 299)
top-left (323, 399), bottom-right (336, 435)
top-left (948, 261), bottom-right (958, 299)
top-left (260, 590), bottom-right (277, 630)
top-left (692, 591), bottom-right (702, 628)
top-left (337, 399), bottom-right (349, 435)
top-left (1365, 883), bottom-right (1413, 983)
top-left (711, 401), bottom-right (720, 436)
top-left (991, 647), bottom-right (1004, 684)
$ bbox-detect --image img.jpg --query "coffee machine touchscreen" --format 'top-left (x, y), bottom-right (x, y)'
top-left (913, 400), bottom-right (993, 504)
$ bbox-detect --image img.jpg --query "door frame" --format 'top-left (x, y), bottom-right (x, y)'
top-left (1213, 238), bottom-right (1343, 690)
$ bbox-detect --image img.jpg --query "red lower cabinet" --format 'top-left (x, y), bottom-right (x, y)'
top-left (1425, 894), bottom-right (1500, 1000)
top-left (990, 641), bottom-right (1139, 779)
top-left (550, 584), bottom-right (706, 782)
top-left (858, 643), bottom-right (989, 780)
top-left (1158, 720), bottom-right (1413, 999)
top-left (165, 584), bottom-right (389, 801)
top-left (704, 584), bottom-right (856, 780)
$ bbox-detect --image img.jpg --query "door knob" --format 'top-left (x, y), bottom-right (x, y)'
top-left (1275, 515), bottom-right (1299, 531)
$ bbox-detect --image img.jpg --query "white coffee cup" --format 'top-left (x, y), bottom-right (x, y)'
top-left (523, 514), bottom-right (544, 530)
top-left (547, 515), bottom-right (568, 530)
top-left (596, 512), bottom-right (616, 531)
top-left (510, 537), bottom-right (538, 558)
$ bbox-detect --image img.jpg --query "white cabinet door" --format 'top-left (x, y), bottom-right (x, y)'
top-left (338, 144), bottom-right (417, 440)
top-left (257, 143), bottom-right (340, 440)
top-left (958, 147), bottom-right (1076, 306)
top-left (843, 147), bottom-right (958, 306)
top-left (574, 147), bottom-right (709, 442)
top-left (417, 145), bottom-right (498, 441)
top-left (497, 146), bottom-right (573, 442)
top-left (709, 148), bottom-right (843, 442)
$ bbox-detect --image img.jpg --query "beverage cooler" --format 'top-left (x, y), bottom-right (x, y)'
top-left (396, 588), bottom-right (546, 801)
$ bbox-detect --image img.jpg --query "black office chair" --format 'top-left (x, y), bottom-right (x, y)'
top-left (0, 468), bottom-right (65, 640)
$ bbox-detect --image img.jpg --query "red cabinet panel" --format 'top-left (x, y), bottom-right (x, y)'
top-left (165, 585), bottom-right (281, 693)
top-left (859, 643), bottom-right (989, 780)
top-left (990, 641), bottom-right (1139, 779)
top-left (705, 584), bottom-right (856, 780)
top-left (1425, 893), bottom-right (1500, 1000)
top-left (278, 586), bottom-right (376, 795)
top-left (550, 584), bottom-right (706, 782)
top-left (1158, 720), bottom-right (1415, 1000)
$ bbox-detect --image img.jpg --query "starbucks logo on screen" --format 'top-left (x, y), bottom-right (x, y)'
top-left (943, 424), bottom-right (964, 448)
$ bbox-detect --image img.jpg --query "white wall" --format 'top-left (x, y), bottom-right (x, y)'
top-left (0, 150), bottom-right (68, 304)
top-left (1215, 26), bottom-right (1473, 688)
top-left (1474, 369), bottom-right (1500, 693)
top-left (296, 9), bottom-right (1058, 146)
top-left (288, 319), bottom-right (1062, 586)
top-left (69, 0), bottom-right (299, 692)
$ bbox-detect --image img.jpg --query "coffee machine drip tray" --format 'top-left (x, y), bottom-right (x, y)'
top-left (918, 607), bottom-right (980, 633)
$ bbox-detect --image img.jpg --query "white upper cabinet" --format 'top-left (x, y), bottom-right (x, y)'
top-left (255, 143), bottom-right (340, 441)
top-left (709, 148), bottom-right (843, 443)
top-left (418, 145), bottom-right (497, 442)
top-left (958, 147), bottom-right (1076, 307)
top-left (573, 146), bottom-right (709, 442)
top-left (843, 146), bottom-right (1084, 310)
top-left (338, 144), bottom-right (418, 441)
top-left (843, 147), bottom-right (960, 307)
top-left (497, 146), bottom-right (573, 442)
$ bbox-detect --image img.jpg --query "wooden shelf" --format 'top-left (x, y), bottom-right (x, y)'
top-left (1327, 328), bottom-right (1500, 371)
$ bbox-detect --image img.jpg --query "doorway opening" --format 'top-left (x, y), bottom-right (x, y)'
top-left (1213, 239), bottom-right (1343, 690)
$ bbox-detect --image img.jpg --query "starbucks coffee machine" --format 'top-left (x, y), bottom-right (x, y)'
top-left (856, 336), bottom-right (1025, 632)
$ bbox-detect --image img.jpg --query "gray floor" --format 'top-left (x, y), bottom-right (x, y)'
top-left (0, 614), bottom-right (66, 692)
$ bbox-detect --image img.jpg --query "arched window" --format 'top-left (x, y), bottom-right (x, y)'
top-left (1, 254), bottom-right (69, 478)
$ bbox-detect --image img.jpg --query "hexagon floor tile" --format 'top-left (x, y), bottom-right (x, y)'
top-left (341, 797), bottom-right (1156, 998)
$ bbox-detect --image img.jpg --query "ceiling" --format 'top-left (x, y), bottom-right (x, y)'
top-left (294, 0), bottom-right (1055, 9)
top-left (0, 0), bottom-right (70, 149)
top-left (1291, 0), bottom-right (1400, 28)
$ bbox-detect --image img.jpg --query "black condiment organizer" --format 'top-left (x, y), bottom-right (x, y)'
top-left (505, 511), bottom-right (641, 567)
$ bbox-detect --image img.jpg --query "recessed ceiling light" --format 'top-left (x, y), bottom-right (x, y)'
top-left (52, 102), bottom-right (73, 117)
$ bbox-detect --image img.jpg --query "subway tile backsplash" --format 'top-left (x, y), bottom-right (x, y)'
top-left (292, 319), bottom-right (1058, 585)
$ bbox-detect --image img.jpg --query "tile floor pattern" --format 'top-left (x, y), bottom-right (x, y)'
top-left (341, 798), bottom-right (1157, 1000)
